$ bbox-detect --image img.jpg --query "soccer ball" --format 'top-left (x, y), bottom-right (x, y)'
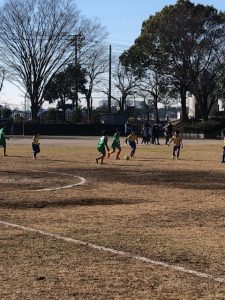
top-left (125, 155), bottom-right (130, 160)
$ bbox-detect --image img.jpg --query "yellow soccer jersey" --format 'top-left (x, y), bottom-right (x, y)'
top-left (171, 135), bottom-right (182, 146)
top-left (32, 136), bottom-right (39, 145)
top-left (127, 133), bottom-right (138, 142)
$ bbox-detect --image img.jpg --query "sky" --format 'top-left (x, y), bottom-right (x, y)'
top-left (75, 0), bottom-right (225, 54)
top-left (1, 0), bottom-right (225, 109)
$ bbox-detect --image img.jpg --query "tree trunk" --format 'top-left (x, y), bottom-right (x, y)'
top-left (86, 94), bottom-right (92, 123)
top-left (30, 102), bottom-right (40, 121)
top-left (121, 95), bottom-right (127, 114)
top-left (199, 96), bottom-right (209, 121)
top-left (180, 87), bottom-right (188, 122)
top-left (153, 97), bottom-right (159, 123)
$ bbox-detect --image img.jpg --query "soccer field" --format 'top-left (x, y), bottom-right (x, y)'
top-left (0, 137), bottom-right (225, 299)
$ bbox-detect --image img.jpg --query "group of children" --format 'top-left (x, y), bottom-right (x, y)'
top-left (96, 128), bottom-right (184, 164)
top-left (96, 128), bottom-right (139, 164)
top-left (0, 125), bottom-right (40, 160)
top-left (1, 123), bottom-right (224, 163)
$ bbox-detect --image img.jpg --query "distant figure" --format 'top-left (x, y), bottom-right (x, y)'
top-left (32, 130), bottom-right (40, 160)
top-left (108, 128), bottom-right (121, 160)
top-left (168, 130), bottom-right (183, 160)
top-left (0, 123), bottom-right (9, 156)
top-left (167, 122), bottom-right (173, 138)
top-left (96, 130), bottom-right (109, 164)
top-left (123, 131), bottom-right (138, 158)
top-left (163, 122), bottom-right (172, 145)
top-left (152, 123), bottom-right (160, 145)
top-left (10, 123), bottom-right (14, 135)
top-left (124, 121), bottom-right (131, 144)
top-left (147, 123), bottom-right (152, 144)
top-left (141, 122), bottom-right (149, 145)
top-left (164, 127), bottom-right (169, 145)
top-left (125, 121), bottom-right (131, 135)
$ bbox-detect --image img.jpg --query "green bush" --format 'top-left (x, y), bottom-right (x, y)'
top-left (183, 119), bottom-right (225, 138)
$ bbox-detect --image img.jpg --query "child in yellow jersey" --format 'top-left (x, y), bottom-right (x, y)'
top-left (32, 130), bottom-right (40, 160)
top-left (123, 131), bottom-right (138, 157)
top-left (168, 130), bottom-right (183, 159)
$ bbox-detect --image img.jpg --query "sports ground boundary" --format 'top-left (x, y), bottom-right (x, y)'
top-left (0, 220), bottom-right (225, 284)
top-left (26, 169), bottom-right (87, 191)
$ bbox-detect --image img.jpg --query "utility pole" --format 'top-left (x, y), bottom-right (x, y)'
top-left (72, 33), bottom-right (84, 120)
top-left (23, 93), bottom-right (28, 136)
top-left (74, 35), bottom-right (78, 118)
top-left (108, 44), bottom-right (112, 114)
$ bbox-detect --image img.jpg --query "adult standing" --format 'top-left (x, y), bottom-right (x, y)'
top-left (152, 123), bottom-right (160, 145)
top-left (167, 122), bottom-right (173, 138)
top-left (141, 121), bottom-right (148, 145)
top-left (124, 121), bottom-right (131, 144)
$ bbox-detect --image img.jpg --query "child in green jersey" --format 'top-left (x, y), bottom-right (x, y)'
top-left (0, 124), bottom-right (9, 156)
top-left (96, 130), bottom-right (109, 164)
top-left (108, 128), bottom-right (121, 160)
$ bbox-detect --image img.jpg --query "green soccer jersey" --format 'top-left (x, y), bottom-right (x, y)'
top-left (98, 136), bottom-right (106, 147)
top-left (0, 128), bottom-right (6, 147)
top-left (112, 132), bottom-right (120, 148)
top-left (0, 128), bottom-right (5, 141)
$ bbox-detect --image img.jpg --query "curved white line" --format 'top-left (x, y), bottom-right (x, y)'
top-left (26, 169), bottom-right (86, 191)
top-left (0, 220), bottom-right (225, 284)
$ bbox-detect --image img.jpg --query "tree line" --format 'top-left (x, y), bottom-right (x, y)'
top-left (120, 0), bottom-right (225, 121)
top-left (0, 0), bottom-right (225, 123)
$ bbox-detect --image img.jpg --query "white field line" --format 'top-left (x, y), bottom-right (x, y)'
top-left (26, 169), bottom-right (86, 191)
top-left (0, 220), bottom-right (225, 284)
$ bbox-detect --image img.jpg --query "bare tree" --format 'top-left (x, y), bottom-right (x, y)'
top-left (0, 0), bottom-right (81, 120)
top-left (137, 71), bottom-right (160, 123)
top-left (101, 63), bottom-right (137, 114)
top-left (0, 67), bottom-right (6, 94)
top-left (78, 19), bottom-right (108, 123)
top-left (82, 45), bottom-right (108, 122)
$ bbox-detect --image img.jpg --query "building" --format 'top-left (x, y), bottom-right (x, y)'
top-left (188, 94), bottom-right (222, 119)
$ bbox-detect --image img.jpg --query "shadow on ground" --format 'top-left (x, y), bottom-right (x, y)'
top-left (57, 166), bottom-right (225, 191)
top-left (0, 197), bottom-right (144, 209)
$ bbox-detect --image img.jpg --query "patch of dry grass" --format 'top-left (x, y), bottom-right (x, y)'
top-left (0, 138), bottom-right (225, 299)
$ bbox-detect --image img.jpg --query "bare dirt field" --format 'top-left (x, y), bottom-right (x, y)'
top-left (0, 136), bottom-right (225, 299)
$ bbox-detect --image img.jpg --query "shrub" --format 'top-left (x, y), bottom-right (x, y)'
top-left (183, 119), bottom-right (224, 138)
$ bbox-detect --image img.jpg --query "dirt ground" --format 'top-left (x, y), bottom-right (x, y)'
top-left (0, 136), bottom-right (225, 299)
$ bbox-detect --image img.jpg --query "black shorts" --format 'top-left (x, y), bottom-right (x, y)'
top-left (173, 145), bottom-right (180, 151)
top-left (32, 144), bottom-right (40, 153)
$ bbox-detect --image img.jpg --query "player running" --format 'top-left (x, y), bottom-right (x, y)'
top-left (108, 128), bottom-right (121, 160)
top-left (168, 130), bottom-right (183, 160)
top-left (123, 131), bottom-right (138, 158)
top-left (96, 130), bottom-right (109, 164)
